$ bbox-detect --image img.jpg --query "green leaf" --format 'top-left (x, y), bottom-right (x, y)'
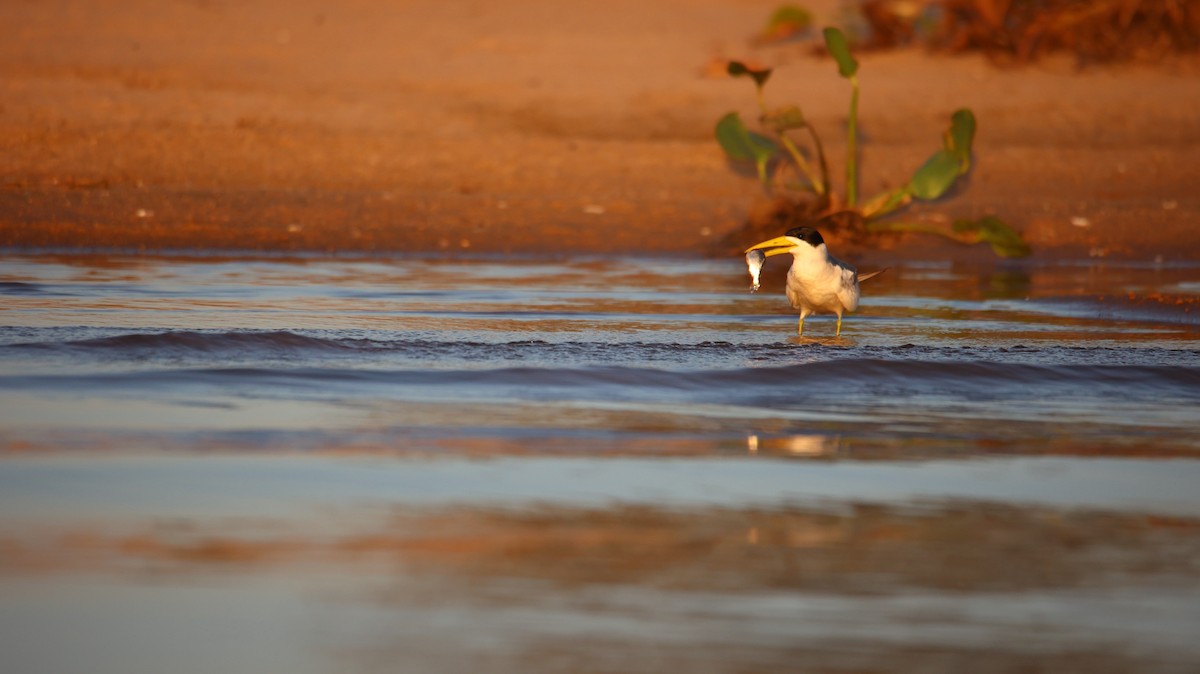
top-left (715, 112), bottom-right (778, 161)
top-left (727, 61), bottom-right (772, 89)
top-left (907, 149), bottom-right (961, 200)
top-left (944, 108), bottom-right (976, 171)
top-left (954, 216), bottom-right (1032, 258)
top-left (763, 5), bottom-right (813, 40)
top-left (906, 110), bottom-right (979, 201)
top-left (868, 217), bottom-right (1031, 258)
top-left (762, 105), bottom-right (806, 133)
top-left (822, 27), bottom-right (858, 79)
top-left (715, 112), bottom-right (780, 185)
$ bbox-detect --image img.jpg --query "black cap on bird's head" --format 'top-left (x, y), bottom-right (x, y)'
top-left (744, 226), bottom-right (826, 259)
top-left (784, 226), bottom-right (824, 247)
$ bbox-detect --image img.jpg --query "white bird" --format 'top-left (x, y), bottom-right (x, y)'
top-left (744, 226), bottom-right (886, 337)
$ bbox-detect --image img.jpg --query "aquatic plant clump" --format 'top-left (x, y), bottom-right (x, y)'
top-left (853, 0), bottom-right (1200, 63)
top-left (715, 26), bottom-right (1030, 258)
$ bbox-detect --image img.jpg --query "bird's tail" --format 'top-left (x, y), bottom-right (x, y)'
top-left (858, 267), bottom-right (890, 283)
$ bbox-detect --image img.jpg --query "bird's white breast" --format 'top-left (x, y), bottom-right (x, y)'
top-left (785, 244), bottom-right (860, 314)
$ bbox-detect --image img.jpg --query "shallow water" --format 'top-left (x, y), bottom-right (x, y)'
top-left (2, 253), bottom-right (1199, 673)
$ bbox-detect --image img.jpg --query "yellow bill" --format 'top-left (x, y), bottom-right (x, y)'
top-left (744, 235), bottom-right (800, 257)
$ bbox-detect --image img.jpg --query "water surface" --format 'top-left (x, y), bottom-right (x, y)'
top-left (1, 253), bottom-right (1199, 673)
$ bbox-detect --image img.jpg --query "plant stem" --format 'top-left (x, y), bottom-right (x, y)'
top-left (861, 186), bottom-right (912, 220)
top-left (779, 134), bottom-right (824, 195)
top-left (805, 123), bottom-right (830, 203)
top-left (846, 75), bottom-right (859, 208)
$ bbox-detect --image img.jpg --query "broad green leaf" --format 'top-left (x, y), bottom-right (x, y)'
top-left (715, 112), bottom-right (779, 161)
top-left (727, 61), bottom-right (772, 88)
top-left (715, 112), bottom-right (780, 184)
top-left (908, 110), bottom-right (978, 201)
top-left (944, 108), bottom-right (976, 170)
top-left (907, 149), bottom-right (961, 200)
top-left (763, 105), bottom-right (806, 132)
top-left (822, 27), bottom-right (858, 79)
top-left (954, 216), bottom-right (1032, 258)
top-left (763, 5), bottom-right (813, 40)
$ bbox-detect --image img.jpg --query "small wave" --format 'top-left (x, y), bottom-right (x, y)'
top-left (7, 330), bottom-right (1196, 369)
top-left (3, 358), bottom-right (1197, 403)
top-left (3, 329), bottom-right (1199, 402)
top-left (0, 281), bottom-right (48, 295)
top-left (7, 330), bottom-right (367, 355)
top-left (0, 331), bottom-right (828, 367)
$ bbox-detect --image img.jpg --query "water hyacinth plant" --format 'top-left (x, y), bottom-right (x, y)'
top-left (716, 26), bottom-right (1030, 257)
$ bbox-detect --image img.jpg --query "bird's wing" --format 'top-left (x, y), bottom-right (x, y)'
top-left (831, 263), bottom-right (860, 312)
top-left (858, 267), bottom-right (890, 283)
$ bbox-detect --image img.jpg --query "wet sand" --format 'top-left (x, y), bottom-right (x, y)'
top-left (2, 0), bottom-right (1199, 260)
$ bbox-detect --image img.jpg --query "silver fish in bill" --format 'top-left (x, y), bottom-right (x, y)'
top-left (745, 248), bottom-right (765, 293)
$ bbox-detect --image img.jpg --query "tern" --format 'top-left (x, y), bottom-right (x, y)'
top-left (745, 226), bottom-right (885, 337)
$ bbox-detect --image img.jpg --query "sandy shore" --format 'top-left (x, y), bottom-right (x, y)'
top-left (2, 0), bottom-right (1198, 261)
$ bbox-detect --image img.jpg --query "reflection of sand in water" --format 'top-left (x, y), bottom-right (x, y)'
top-left (8, 501), bottom-right (1200, 588)
top-left (4, 502), bottom-right (1200, 672)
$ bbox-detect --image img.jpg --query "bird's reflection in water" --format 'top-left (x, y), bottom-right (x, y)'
top-left (746, 433), bottom-right (841, 457)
